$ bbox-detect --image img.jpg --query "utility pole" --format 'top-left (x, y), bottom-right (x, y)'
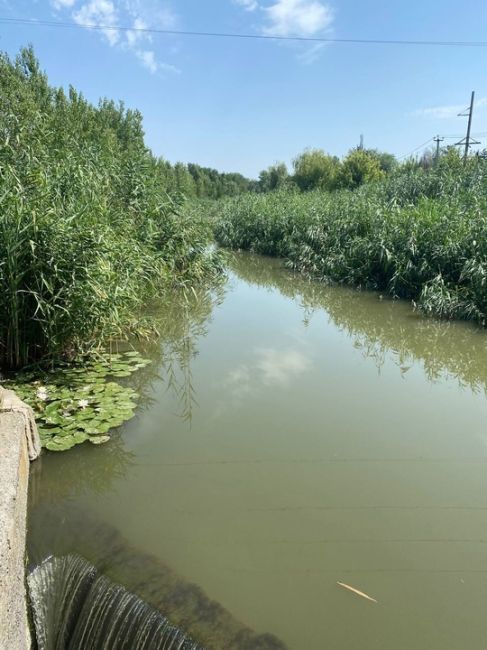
top-left (433, 135), bottom-right (444, 165)
top-left (455, 91), bottom-right (480, 163)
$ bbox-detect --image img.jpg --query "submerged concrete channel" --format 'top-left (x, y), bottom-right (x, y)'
top-left (0, 388), bottom-right (41, 649)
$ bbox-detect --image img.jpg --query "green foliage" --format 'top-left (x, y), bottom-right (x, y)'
top-left (187, 163), bottom-right (253, 198)
top-left (338, 149), bottom-right (385, 189)
top-left (213, 157), bottom-right (487, 325)
top-left (363, 148), bottom-right (397, 174)
top-left (5, 351), bottom-right (150, 450)
top-left (0, 47), bottom-right (222, 370)
top-left (258, 163), bottom-right (289, 192)
top-left (253, 148), bottom-right (398, 196)
top-left (292, 149), bottom-right (339, 191)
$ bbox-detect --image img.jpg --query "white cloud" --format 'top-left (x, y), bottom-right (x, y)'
top-left (234, 0), bottom-right (259, 10)
top-left (263, 0), bottom-right (334, 37)
top-left (233, 0), bottom-right (334, 63)
top-left (136, 48), bottom-right (157, 72)
top-left (297, 41), bottom-right (325, 63)
top-left (124, 1), bottom-right (178, 30)
top-left (413, 97), bottom-right (487, 120)
top-left (225, 347), bottom-right (311, 393)
top-left (51, 0), bottom-right (77, 8)
top-left (59, 1), bottom-right (179, 74)
top-left (136, 49), bottom-right (180, 75)
top-left (73, 0), bottom-right (119, 46)
top-left (126, 16), bottom-right (147, 47)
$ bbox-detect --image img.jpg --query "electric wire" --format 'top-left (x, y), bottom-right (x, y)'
top-left (2, 17), bottom-right (487, 48)
top-left (397, 138), bottom-right (435, 160)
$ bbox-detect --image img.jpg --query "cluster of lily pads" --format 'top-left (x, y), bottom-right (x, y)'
top-left (4, 351), bottom-right (151, 452)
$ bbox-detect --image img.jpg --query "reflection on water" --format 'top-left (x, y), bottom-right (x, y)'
top-left (28, 433), bottom-right (135, 506)
top-left (28, 282), bottom-right (287, 649)
top-left (28, 252), bottom-right (487, 650)
top-left (228, 252), bottom-right (487, 395)
top-left (132, 285), bottom-right (226, 425)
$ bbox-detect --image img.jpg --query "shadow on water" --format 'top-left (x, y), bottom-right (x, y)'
top-left (227, 251), bottom-right (487, 395)
top-left (28, 501), bottom-right (287, 650)
top-left (29, 555), bottom-right (203, 650)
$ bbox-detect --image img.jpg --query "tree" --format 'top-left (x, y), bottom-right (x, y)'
top-left (292, 149), bottom-right (339, 191)
top-left (258, 162), bottom-right (288, 192)
top-left (338, 149), bottom-right (384, 189)
top-left (363, 149), bottom-right (397, 174)
top-left (173, 162), bottom-right (196, 197)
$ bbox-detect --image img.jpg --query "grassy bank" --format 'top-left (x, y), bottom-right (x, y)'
top-left (214, 153), bottom-right (487, 324)
top-left (0, 48), bottom-right (222, 370)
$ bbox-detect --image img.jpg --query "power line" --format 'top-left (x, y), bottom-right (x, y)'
top-left (3, 17), bottom-right (487, 47)
top-left (397, 130), bottom-right (486, 162)
top-left (443, 133), bottom-right (487, 138)
top-left (397, 138), bottom-right (434, 160)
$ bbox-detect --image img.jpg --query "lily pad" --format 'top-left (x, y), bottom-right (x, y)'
top-left (4, 350), bottom-right (151, 452)
top-left (88, 436), bottom-right (111, 445)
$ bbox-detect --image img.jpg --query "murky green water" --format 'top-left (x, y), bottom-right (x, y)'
top-left (28, 252), bottom-right (487, 650)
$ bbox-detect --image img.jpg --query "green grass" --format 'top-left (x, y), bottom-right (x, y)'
top-left (214, 153), bottom-right (487, 325)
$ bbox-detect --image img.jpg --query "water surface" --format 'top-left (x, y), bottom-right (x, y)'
top-left (29, 252), bottom-right (487, 649)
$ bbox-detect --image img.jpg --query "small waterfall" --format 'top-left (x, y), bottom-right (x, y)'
top-left (27, 502), bottom-right (288, 649)
top-left (28, 555), bottom-right (204, 650)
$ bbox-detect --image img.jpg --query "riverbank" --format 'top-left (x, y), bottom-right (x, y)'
top-left (0, 388), bottom-right (40, 648)
top-left (213, 155), bottom-right (487, 324)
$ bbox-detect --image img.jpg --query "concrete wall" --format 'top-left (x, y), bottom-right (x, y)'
top-left (0, 388), bottom-right (41, 649)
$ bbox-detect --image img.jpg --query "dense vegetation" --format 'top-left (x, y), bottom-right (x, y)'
top-left (256, 147), bottom-right (395, 193)
top-left (214, 151), bottom-right (487, 324)
top-left (186, 163), bottom-right (254, 198)
top-left (157, 160), bottom-right (253, 199)
top-left (0, 47), bottom-right (223, 370)
top-left (3, 45), bottom-right (486, 374)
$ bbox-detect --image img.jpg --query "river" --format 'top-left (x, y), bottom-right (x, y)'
top-left (28, 251), bottom-right (487, 649)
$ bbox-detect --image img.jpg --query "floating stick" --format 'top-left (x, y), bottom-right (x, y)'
top-left (337, 581), bottom-right (378, 603)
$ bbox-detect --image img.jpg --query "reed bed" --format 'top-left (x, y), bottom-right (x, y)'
top-left (0, 48), bottom-right (221, 370)
top-left (214, 154), bottom-right (487, 324)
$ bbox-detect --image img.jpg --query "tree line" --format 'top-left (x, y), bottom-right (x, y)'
top-left (256, 148), bottom-right (397, 193)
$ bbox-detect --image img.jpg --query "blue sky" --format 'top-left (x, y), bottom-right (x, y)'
top-left (1, 0), bottom-right (487, 177)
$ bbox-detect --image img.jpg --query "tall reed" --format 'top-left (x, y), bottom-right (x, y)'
top-left (214, 152), bottom-right (487, 324)
top-left (0, 47), bottom-right (221, 370)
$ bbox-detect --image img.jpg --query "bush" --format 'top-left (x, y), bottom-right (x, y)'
top-left (292, 149), bottom-right (340, 192)
top-left (338, 149), bottom-right (385, 189)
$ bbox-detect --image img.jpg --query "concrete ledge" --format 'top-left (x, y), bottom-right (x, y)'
top-left (0, 388), bottom-right (41, 649)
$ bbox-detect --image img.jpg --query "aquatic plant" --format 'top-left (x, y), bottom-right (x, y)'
top-left (214, 154), bottom-right (487, 324)
top-left (4, 351), bottom-right (150, 451)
